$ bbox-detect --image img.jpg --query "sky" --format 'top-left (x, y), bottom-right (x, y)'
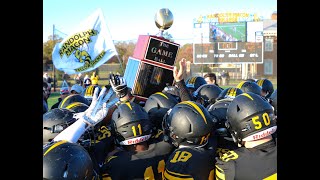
top-left (43, 0), bottom-right (276, 44)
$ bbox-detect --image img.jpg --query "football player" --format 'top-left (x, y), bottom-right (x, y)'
top-left (215, 92), bottom-right (277, 180)
top-left (162, 101), bottom-right (217, 179)
top-left (43, 140), bottom-right (95, 179)
top-left (100, 102), bottom-right (173, 179)
top-left (256, 78), bottom-right (274, 99)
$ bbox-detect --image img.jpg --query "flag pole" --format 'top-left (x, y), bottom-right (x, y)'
top-left (53, 24), bottom-right (56, 92)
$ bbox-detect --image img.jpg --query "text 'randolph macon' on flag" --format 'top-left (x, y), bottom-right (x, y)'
top-left (52, 8), bottom-right (117, 75)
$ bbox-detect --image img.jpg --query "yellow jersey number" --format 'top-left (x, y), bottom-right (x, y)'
top-left (144, 160), bottom-right (165, 180)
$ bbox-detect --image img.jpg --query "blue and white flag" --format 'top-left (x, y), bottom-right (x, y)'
top-left (52, 8), bottom-right (117, 75)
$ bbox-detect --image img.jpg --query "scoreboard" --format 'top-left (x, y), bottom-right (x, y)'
top-left (193, 42), bottom-right (263, 64)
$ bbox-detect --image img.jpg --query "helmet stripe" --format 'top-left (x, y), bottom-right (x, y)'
top-left (257, 79), bottom-right (264, 86)
top-left (240, 93), bottom-right (254, 100)
top-left (257, 80), bottom-right (261, 86)
top-left (43, 140), bottom-right (68, 156)
top-left (155, 92), bottom-right (168, 99)
top-left (227, 88), bottom-right (232, 95)
top-left (232, 88), bottom-right (237, 97)
top-left (236, 81), bottom-right (246, 88)
top-left (66, 102), bottom-right (82, 109)
top-left (179, 101), bottom-right (207, 124)
top-left (229, 88), bottom-right (235, 97)
top-left (125, 102), bottom-right (132, 110)
top-left (190, 77), bottom-right (194, 84)
top-left (190, 77), bottom-right (196, 84)
top-left (59, 95), bottom-right (71, 108)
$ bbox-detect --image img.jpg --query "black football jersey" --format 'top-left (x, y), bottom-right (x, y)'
top-left (101, 141), bottom-right (173, 180)
top-left (82, 125), bottom-right (115, 178)
top-left (163, 146), bottom-right (216, 180)
top-left (216, 136), bottom-right (239, 158)
top-left (215, 140), bottom-right (277, 180)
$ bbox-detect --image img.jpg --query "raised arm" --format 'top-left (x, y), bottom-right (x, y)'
top-left (53, 87), bottom-right (118, 143)
top-left (173, 58), bottom-right (193, 101)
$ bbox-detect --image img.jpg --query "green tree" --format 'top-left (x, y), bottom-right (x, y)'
top-left (112, 41), bottom-right (136, 75)
top-left (43, 34), bottom-right (63, 73)
top-left (43, 35), bottom-right (64, 84)
top-left (43, 35), bottom-right (63, 61)
top-left (176, 43), bottom-right (193, 65)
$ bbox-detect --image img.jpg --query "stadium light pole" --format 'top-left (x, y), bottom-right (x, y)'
top-left (52, 24), bottom-right (56, 92)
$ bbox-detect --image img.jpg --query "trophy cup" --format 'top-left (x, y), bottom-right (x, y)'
top-left (123, 8), bottom-right (180, 101)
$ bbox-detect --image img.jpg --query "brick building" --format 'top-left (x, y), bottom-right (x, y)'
top-left (256, 12), bottom-right (277, 78)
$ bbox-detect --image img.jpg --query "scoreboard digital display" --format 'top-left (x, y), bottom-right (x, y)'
top-left (193, 42), bottom-right (263, 64)
top-left (209, 22), bottom-right (247, 42)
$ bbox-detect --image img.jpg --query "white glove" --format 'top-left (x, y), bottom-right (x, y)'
top-left (74, 86), bottom-right (119, 127)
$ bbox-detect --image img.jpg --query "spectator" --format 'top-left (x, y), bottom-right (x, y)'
top-left (226, 71), bottom-right (230, 85)
top-left (43, 81), bottom-right (50, 114)
top-left (62, 72), bottom-right (70, 86)
top-left (217, 71), bottom-right (222, 85)
top-left (83, 74), bottom-right (90, 85)
top-left (221, 70), bottom-right (227, 86)
top-left (74, 73), bottom-right (83, 86)
top-left (51, 87), bottom-right (70, 109)
top-left (43, 72), bottom-right (49, 82)
top-left (204, 73), bottom-right (222, 88)
top-left (62, 72), bottom-right (69, 81)
top-left (43, 73), bottom-right (53, 92)
top-left (91, 72), bottom-right (99, 85)
top-left (70, 84), bottom-right (84, 95)
top-left (83, 76), bottom-right (92, 88)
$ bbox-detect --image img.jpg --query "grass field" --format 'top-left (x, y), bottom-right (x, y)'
top-left (47, 92), bottom-right (60, 109)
